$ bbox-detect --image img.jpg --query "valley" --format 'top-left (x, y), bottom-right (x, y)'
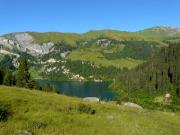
top-left (0, 27), bottom-right (179, 112)
top-left (1, 0), bottom-right (180, 134)
top-left (0, 26), bottom-right (175, 81)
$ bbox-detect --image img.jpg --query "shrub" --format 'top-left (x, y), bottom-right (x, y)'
top-left (77, 103), bottom-right (96, 115)
top-left (0, 102), bottom-right (12, 122)
top-left (29, 121), bottom-right (47, 129)
top-left (42, 83), bottom-right (59, 93)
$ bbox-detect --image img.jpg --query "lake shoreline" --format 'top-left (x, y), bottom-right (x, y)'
top-left (35, 79), bottom-right (116, 100)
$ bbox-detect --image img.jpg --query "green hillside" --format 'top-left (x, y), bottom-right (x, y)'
top-left (68, 47), bottom-right (144, 69)
top-left (27, 29), bottom-right (165, 45)
top-left (68, 39), bottom-right (162, 69)
top-left (111, 43), bottom-right (180, 110)
top-left (0, 86), bottom-right (179, 135)
top-left (28, 32), bottom-right (81, 46)
top-left (1, 27), bottom-right (179, 81)
top-left (28, 30), bottom-right (156, 43)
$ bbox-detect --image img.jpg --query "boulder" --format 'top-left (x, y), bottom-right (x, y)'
top-left (17, 130), bottom-right (33, 135)
top-left (83, 97), bottom-right (100, 103)
top-left (165, 93), bottom-right (171, 99)
top-left (164, 93), bottom-right (171, 103)
top-left (123, 102), bottom-right (143, 109)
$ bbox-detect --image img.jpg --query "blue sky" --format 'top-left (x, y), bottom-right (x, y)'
top-left (0, 0), bottom-right (179, 35)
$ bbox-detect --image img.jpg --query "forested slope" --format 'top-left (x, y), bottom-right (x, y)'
top-left (112, 43), bottom-right (180, 110)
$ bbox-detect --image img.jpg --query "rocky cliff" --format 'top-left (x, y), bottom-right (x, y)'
top-left (0, 33), bottom-right (54, 56)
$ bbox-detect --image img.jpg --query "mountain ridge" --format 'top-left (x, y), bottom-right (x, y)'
top-left (0, 26), bottom-right (179, 81)
top-left (1, 26), bottom-right (180, 36)
top-left (137, 26), bottom-right (180, 37)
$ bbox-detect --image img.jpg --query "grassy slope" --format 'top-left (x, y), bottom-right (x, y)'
top-left (28, 32), bottom-right (81, 46)
top-left (29, 67), bottom-right (43, 79)
top-left (2, 30), bottom-right (166, 69)
top-left (27, 30), bottom-right (163, 44)
top-left (83, 30), bottom-right (162, 41)
top-left (68, 47), bottom-right (143, 69)
top-left (67, 30), bottom-right (164, 69)
top-left (0, 86), bottom-right (179, 135)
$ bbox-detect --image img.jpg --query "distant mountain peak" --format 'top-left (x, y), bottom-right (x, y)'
top-left (150, 26), bottom-right (180, 31)
top-left (138, 26), bottom-right (180, 37)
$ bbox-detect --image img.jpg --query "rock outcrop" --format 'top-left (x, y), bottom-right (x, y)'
top-left (123, 102), bottom-right (143, 109)
top-left (12, 33), bottom-right (54, 56)
top-left (0, 33), bottom-right (54, 56)
top-left (83, 97), bottom-right (100, 103)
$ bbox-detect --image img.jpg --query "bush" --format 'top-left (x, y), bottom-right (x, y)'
top-left (28, 121), bottom-right (47, 129)
top-left (77, 103), bottom-right (96, 115)
top-left (42, 83), bottom-right (59, 93)
top-left (0, 102), bottom-right (12, 121)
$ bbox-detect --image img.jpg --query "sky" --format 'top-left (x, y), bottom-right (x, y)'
top-left (0, 0), bottom-right (180, 35)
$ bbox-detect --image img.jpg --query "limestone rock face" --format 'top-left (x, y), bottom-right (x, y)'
top-left (0, 37), bottom-right (14, 50)
top-left (0, 33), bottom-right (54, 56)
top-left (96, 39), bottom-right (112, 47)
top-left (13, 33), bottom-right (34, 45)
top-left (12, 33), bottom-right (54, 56)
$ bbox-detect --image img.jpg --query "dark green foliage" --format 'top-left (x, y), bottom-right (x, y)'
top-left (3, 69), bottom-right (13, 86)
top-left (0, 102), bottom-right (12, 122)
top-left (114, 87), bottom-right (180, 111)
top-left (15, 56), bottom-right (41, 90)
top-left (0, 70), bottom-right (3, 84)
top-left (117, 43), bottom-right (180, 95)
top-left (42, 83), bottom-right (59, 93)
top-left (43, 83), bottom-right (51, 92)
top-left (114, 43), bottom-right (180, 110)
top-left (65, 60), bottom-right (123, 80)
top-left (51, 85), bottom-right (59, 93)
top-left (0, 67), bottom-right (15, 86)
top-left (20, 52), bottom-right (38, 67)
top-left (43, 60), bottom-right (123, 81)
top-left (77, 103), bottom-right (96, 115)
top-left (27, 80), bottom-right (41, 89)
top-left (16, 56), bottom-right (31, 88)
top-left (103, 41), bottom-right (160, 60)
top-left (0, 58), bottom-right (41, 90)
top-left (164, 37), bottom-right (180, 44)
top-left (0, 55), bottom-right (15, 70)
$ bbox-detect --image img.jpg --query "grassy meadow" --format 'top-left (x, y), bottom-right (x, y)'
top-left (0, 86), bottom-right (179, 135)
top-left (68, 47), bottom-right (143, 69)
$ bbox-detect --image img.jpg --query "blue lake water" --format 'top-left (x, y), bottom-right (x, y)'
top-left (37, 80), bottom-right (116, 100)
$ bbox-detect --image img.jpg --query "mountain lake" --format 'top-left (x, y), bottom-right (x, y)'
top-left (36, 80), bottom-right (117, 100)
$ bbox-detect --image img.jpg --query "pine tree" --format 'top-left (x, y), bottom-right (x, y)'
top-left (0, 70), bottom-right (4, 84)
top-left (116, 43), bottom-right (180, 97)
top-left (3, 69), bottom-right (13, 86)
top-left (16, 57), bottom-right (31, 88)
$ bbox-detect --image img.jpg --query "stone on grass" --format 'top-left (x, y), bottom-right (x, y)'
top-left (83, 97), bottom-right (100, 103)
top-left (123, 102), bottom-right (143, 109)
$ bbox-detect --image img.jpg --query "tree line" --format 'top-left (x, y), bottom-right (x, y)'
top-left (112, 43), bottom-right (180, 111)
top-left (0, 56), bottom-right (58, 93)
top-left (117, 43), bottom-right (180, 96)
top-left (42, 59), bottom-right (127, 81)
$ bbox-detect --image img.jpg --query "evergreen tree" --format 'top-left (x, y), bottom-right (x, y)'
top-left (0, 70), bottom-right (4, 84)
top-left (3, 69), bottom-right (13, 86)
top-left (16, 57), bottom-right (31, 88)
top-left (116, 43), bottom-right (180, 97)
